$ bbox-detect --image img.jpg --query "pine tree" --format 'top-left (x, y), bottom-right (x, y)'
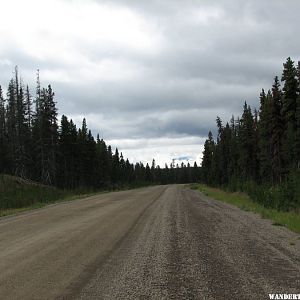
top-left (32, 82), bottom-right (58, 185)
top-left (295, 62), bottom-right (300, 169)
top-left (0, 86), bottom-right (8, 173)
top-left (202, 131), bottom-right (215, 184)
top-left (281, 57), bottom-right (298, 169)
top-left (119, 152), bottom-right (126, 184)
top-left (258, 90), bottom-right (272, 182)
top-left (125, 158), bottom-right (134, 184)
top-left (270, 76), bottom-right (283, 182)
top-left (238, 102), bottom-right (256, 181)
top-left (96, 136), bottom-right (111, 186)
top-left (6, 79), bottom-right (17, 174)
top-left (69, 119), bottom-right (78, 187)
top-left (145, 163), bottom-right (152, 182)
top-left (151, 159), bottom-right (156, 182)
top-left (86, 129), bottom-right (97, 186)
top-left (16, 75), bottom-right (32, 178)
top-left (15, 83), bottom-right (26, 178)
top-left (0, 86), bottom-right (5, 137)
top-left (111, 148), bottom-right (120, 184)
top-left (213, 116), bottom-right (223, 184)
top-left (227, 115), bottom-right (238, 185)
top-left (192, 161), bottom-right (199, 182)
top-left (107, 145), bottom-right (113, 183)
top-left (77, 118), bottom-right (96, 187)
top-left (57, 115), bottom-right (72, 188)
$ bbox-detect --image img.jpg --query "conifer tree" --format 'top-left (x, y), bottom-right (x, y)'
top-left (258, 90), bottom-right (272, 182)
top-left (6, 79), bottom-right (17, 174)
top-left (112, 148), bottom-right (120, 184)
top-left (238, 102), bottom-right (256, 181)
top-left (145, 163), bottom-right (152, 182)
top-left (69, 119), bottom-right (78, 187)
top-left (202, 131), bottom-right (215, 184)
top-left (57, 115), bottom-right (72, 188)
top-left (32, 83), bottom-right (58, 185)
top-left (192, 161), bottom-right (199, 182)
top-left (125, 158), bottom-right (134, 183)
top-left (151, 159), bottom-right (156, 182)
top-left (0, 86), bottom-right (5, 137)
top-left (228, 115), bottom-right (238, 184)
top-left (97, 136), bottom-right (111, 186)
top-left (77, 118), bottom-right (92, 187)
top-left (0, 86), bottom-right (8, 173)
top-left (281, 57), bottom-right (298, 169)
top-left (296, 62), bottom-right (300, 169)
top-left (119, 152), bottom-right (126, 183)
top-left (270, 76), bottom-right (283, 182)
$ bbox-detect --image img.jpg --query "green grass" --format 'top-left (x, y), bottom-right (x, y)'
top-left (0, 190), bottom-right (111, 218)
top-left (0, 174), bottom-right (150, 218)
top-left (189, 183), bottom-right (300, 234)
top-left (0, 175), bottom-right (104, 217)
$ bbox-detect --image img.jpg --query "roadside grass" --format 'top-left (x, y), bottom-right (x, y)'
top-left (0, 174), bottom-right (149, 218)
top-left (189, 183), bottom-right (300, 234)
top-left (0, 175), bottom-right (108, 218)
top-left (0, 189), bottom-right (112, 218)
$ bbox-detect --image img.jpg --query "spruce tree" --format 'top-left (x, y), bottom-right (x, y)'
top-left (228, 115), bottom-right (238, 185)
top-left (270, 76), bottom-right (283, 182)
top-left (202, 131), bottom-right (215, 184)
top-left (145, 163), bottom-right (152, 182)
top-left (6, 79), bottom-right (17, 174)
top-left (281, 57), bottom-right (298, 169)
top-left (77, 118), bottom-right (94, 187)
top-left (119, 152), bottom-right (126, 184)
top-left (32, 83), bottom-right (58, 185)
top-left (0, 86), bottom-right (8, 173)
top-left (238, 102), bottom-right (256, 181)
top-left (111, 148), bottom-right (120, 184)
top-left (296, 62), bottom-right (300, 169)
top-left (258, 90), bottom-right (272, 182)
top-left (192, 161), bottom-right (199, 182)
top-left (57, 115), bottom-right (72, 188)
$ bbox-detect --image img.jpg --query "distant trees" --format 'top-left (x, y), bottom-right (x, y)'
top-left (0, 68), bottom-right (200, 189)
top-left (201, 57), bottom-right (300, 210)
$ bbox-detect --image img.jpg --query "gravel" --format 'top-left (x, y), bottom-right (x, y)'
top-left (0, 185), bottom-right (299, 299)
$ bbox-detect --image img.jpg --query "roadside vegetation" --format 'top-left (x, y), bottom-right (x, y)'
top-left (0, 174), bottom-right (99, 217)
top-left (0, 172), bottom-right (197, 218)
top-left (190, 183), bottom-right (300, 234)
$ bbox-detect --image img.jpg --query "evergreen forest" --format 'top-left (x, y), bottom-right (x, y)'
top-left (201, 57), bottom-right (300, 211)
top-left (1, 58), bottom-right (300, 213)
top-left (0, 67), bottom-right (200, 204)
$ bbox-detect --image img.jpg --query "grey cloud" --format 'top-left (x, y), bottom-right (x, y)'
top-left (70, 107), bottom-right (230, 141)
top-left (1, 0), bottom-right (300, 164)
top-left (174, 156), bottom-right (192, 161)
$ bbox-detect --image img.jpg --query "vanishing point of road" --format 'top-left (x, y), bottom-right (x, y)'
top-left (0, 185), bottom-right (299, 299)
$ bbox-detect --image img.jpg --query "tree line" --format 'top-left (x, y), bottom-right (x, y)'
top-left (201, 57), bottom-right (300, 210)
top-left (0, 67), bottom-right (200, 190)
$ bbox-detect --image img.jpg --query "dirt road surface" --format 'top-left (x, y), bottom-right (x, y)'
top-left (0, 185), bottom-right (299, 299)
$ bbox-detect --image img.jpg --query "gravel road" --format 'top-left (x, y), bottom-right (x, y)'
top-left (0, 185), bottom-right (299, 299)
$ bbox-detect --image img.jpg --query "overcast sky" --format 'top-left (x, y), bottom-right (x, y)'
top-left (0, 0), bottom-right (299, 166)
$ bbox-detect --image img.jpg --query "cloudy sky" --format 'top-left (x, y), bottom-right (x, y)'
top-left (0, 0), bottom-right (299, 166)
